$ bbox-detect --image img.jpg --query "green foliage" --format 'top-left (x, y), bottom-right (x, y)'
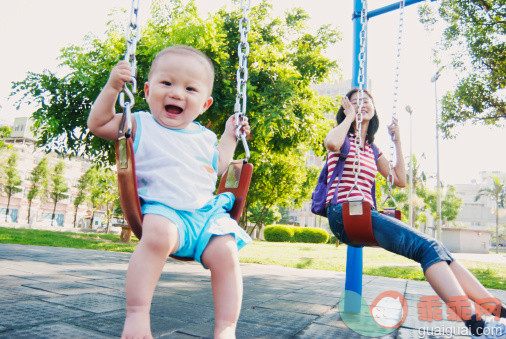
top-left (0, 151), bottom-right (22, 221)
top-left (292, 227), bottom-right (329, 244)
top-left (327, 235), bottom-right (339, 246)
top-left (27, 158), bottom-right (49, 202)
top-left (10, 0), bottom-right (340, 219)
top-left (72, 170), bottom-right (91, 227)
top-left (26, 157), bottom-right (49, 223)
top-left (264, 225), bottom-right (329, 243)
top-left (376, 153), bottom-right (462, 227)
top-left (49, 161), bottom-right (69, 223)
top-left (0, 126), bottom-right (12, 149)
top-left (247, 202), bottom-right (281, 228)
top-left (419, 0), bottom-right (506, 136)
top-left (263, 225), bottom-right (294, 242)
top-left (475, 175), bottom-right (506, 253)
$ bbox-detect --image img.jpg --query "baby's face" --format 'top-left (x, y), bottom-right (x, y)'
top-left (144, 52), bottom-right (213, 130)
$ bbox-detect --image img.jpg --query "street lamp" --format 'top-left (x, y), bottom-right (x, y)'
top-left (431, 66), bottom-right (444, 240)
top-left (406, 105), bottom-right (413, 228)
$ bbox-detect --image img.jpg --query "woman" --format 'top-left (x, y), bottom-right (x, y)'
top-left (325, 88), bottom-right (505, 338)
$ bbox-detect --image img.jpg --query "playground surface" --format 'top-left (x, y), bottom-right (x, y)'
top-left (0, 243), bottom-right (504, 338)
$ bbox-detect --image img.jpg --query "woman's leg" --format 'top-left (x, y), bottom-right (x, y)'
top-left (201, 235), bottom-right (242, 339)
top-left (449, 261), bottom-right (503, 317)
top-left (122, 214), bottom-right (179, 339)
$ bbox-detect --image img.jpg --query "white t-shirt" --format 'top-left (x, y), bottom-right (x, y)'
top-left (133, 111), bottom-right (219, 211)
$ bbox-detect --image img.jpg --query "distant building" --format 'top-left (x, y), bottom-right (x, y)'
top-left (453, 171), bottom-right (506, 230)
top-left (0, 117), bottom-right (105, 228)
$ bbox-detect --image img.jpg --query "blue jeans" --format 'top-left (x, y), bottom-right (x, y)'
top-left (327, 203), bottom-right (454, 273)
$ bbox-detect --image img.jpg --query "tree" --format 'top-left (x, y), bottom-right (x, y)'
top-left (97, 168), bottom-right (118, 233)
top-left (420, 184), bottom-right (462, 227)
top-left (247, 202), bottom-right (281, 237)
top-left (475, 175), bottom-right (505, 253)
top-left (86, 167), bottom-right (101, 229)
top-left (419, 0), bottom-right (506, 136)
top-left (48, 161), bottom-right (69, 226)
top-left (0, 151), bottom-right (22, 222)
top-left (26, 157), bottom-right (49, 224)
top-left (73, 170), bottom-right (91, 227)
top-left (11, 0), bottom-right (340, 226)
top-left (0, 126), bottom-right (12, 149)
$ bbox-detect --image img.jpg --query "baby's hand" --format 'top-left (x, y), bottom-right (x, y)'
top-left (106, 61), bottom-right (132, 92)
top-left (224, 115), bottom-right (251, 141)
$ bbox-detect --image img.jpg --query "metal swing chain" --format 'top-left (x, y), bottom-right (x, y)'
top-left (234, 0), bottom-right (251, 161)
top-left (348, 0), bottom-right (368, 200)
top-left (118, 0), bottom-right (141, 139)
top-left (384, 0), bottom-right (406, 207)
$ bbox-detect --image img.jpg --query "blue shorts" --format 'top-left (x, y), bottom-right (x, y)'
top-left (141, 192), bottom-right (252, 267)
top-left (327, 203), bottom-right (454, 273)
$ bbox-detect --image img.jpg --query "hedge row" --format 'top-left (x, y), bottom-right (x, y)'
top-left (264, 225), bottom-right (329, 244)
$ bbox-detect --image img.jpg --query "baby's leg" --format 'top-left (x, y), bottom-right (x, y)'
top-left (201, 235), bottom-right (242, 339)
top-left (122, 214), bottom-right (179, 339)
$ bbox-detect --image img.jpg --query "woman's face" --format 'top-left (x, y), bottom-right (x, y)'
top-left (349, 91), bottom-right (375, 122)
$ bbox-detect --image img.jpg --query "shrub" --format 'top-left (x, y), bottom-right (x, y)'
top-left (264, 225), bottom-right (294, 242)
top-left (327, 235), bottom-right (340, 247)
top-left (292, 227), bottom-right (329, 244)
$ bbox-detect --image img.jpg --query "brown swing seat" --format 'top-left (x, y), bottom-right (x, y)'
top-left (342, 200), bottom-right (402, 247)
top-left (115, 137), bottom-right (253, 261)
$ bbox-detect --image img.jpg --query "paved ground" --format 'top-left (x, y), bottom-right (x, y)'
top-left (0, 243), bottom-right (504, 338)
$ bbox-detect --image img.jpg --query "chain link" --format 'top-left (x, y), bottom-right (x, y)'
top-left (118, 0), bottom-right (141, 138)
top-left (348, 0), bottom-right (368, 200)
top-left (234, 0), bottom-right (251, 161)
top-left (386, 0), bottom-right (406, 201)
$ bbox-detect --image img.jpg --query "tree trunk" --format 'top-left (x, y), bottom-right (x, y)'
top-left (249, 204), bottom-right (270, 236)
top-left (496, 202), bottom-right (499, 254)
top-left (51, 197), bottom-right (58, 226)
top-left (73, 205), bottom-right (78, 228)
top-left (27, 199), bottom-right (33, 224)
top-left (5, 188), bottom-right (12, 222)
top-left (90, 211), bottom-right (95, 229)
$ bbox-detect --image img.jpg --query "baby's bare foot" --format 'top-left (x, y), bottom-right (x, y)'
top-left (121, 307), bottom-right (152, 339)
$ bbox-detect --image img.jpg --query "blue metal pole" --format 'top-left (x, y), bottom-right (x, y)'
top-left (344, 0), bottom-right (367, 315)
top-left (353, 0), bottom-right (437, 20)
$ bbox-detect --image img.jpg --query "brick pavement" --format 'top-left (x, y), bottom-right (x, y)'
top-left (0, 243), bottom-right (504, 338)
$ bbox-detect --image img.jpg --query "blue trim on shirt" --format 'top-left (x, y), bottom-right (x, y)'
top-left (133, 113), bottom-right (142, 153)
top-left (212, 143), bottom-right (219, 172)
top-left (151, 114), bottom-right (206, 134)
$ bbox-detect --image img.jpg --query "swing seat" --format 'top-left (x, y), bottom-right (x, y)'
top-left (115, 137), bottom-right (253, 260)
top-left (342, 200), bottom-right (379, 247)
top-left (379, 207), bottom-right (402, 220)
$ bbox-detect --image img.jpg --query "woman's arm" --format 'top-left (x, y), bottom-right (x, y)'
top-left (325, 97), bottom-right (355, 152)
top-left (376, 117), bottom-right (407, 187)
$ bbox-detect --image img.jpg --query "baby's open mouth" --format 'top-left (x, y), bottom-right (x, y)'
top-left (165, 105), bottom-right (183, 114)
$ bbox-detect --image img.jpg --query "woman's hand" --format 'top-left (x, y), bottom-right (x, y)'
top-left (388, 117), bottom-right (401, 143)
top-left (341, 96), bottom-right (356, 122)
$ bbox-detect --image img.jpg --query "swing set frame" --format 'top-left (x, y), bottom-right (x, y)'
top-left (343, 0), bottom-right (438, 314)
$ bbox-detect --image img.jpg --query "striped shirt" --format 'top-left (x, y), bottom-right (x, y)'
top-left (326, 133), bottom-right (382, 206)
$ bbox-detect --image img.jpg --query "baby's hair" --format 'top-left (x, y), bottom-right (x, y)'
top-left (148, 45), bottom-right (215, 93)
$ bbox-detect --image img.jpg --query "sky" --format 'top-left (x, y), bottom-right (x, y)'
top-left (0, 0), bottom-right (504, 187)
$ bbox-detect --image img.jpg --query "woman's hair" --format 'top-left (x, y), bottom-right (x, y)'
top-left (335, 88), bottom-right (379, 144)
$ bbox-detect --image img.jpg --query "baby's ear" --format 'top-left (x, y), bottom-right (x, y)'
top-left (144, 82), bottom-right (150, 99)
top-left (202, 96), bottom-right (213, 112)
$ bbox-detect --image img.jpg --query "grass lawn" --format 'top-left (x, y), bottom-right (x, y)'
top-left (0, 227), bottom-right (504, 290)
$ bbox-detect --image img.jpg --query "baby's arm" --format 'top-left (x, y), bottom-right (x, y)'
top-left (217, 116), bottom-right (251, 176)
top-left (87, 61), bottom-right (136, 141)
